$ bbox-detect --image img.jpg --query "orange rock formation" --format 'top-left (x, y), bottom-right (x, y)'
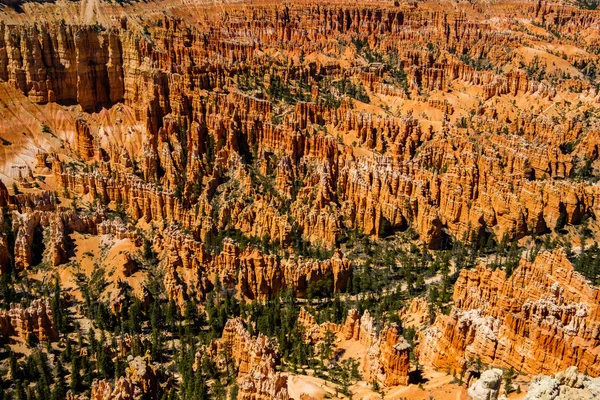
top-left (301, 308), bottom-right (411, 387)
top-left (419, 250), bottom-right (600, 377)
top-left (216, 318), bottom-right (290, 400)
top-left (0, 299), bottom-right (58, 342)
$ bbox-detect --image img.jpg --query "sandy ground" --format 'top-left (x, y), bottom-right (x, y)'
top-left (0, 82), bottom-right (144, 182)
top-left (287, 374), bottom-right (339, 399)
top-left (286, 366), bottom-right (530, 400)
top-left (513, 46), bottom-right (582, 78)
top-left (26, 231), bottom-right (142, 305)
top-left (286, 368), bottom-right (471, 400)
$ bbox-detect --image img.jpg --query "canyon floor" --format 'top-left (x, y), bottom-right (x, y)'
top-left (0, 0), bottom-right (600, 399)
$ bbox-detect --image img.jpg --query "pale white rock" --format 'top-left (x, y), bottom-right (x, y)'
top-left (468, 368), bottom-right (503, 400)
top-left (525, 367), bottom-right (600, 400)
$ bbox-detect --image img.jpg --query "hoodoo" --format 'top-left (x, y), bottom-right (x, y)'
top-left (0, 0), bottom-right (599, 398)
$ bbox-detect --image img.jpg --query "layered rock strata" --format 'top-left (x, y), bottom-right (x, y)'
top-left (213, 318), bottom-right (290, 400)
top-left (0, 300), bottom-right (58, 342)
top-left (159, 232), bottom-right (351, 305)
top-left (419, 250), bottom-right (600, 377)
top-left (0, 0), bottom-right (595, 251)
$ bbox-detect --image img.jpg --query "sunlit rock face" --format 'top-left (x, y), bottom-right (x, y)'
top-left (419, 250), bottom-right (600, 377)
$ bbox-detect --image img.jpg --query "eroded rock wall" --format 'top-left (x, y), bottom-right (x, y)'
top-left (419, 250), bottom-right (600, 377)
